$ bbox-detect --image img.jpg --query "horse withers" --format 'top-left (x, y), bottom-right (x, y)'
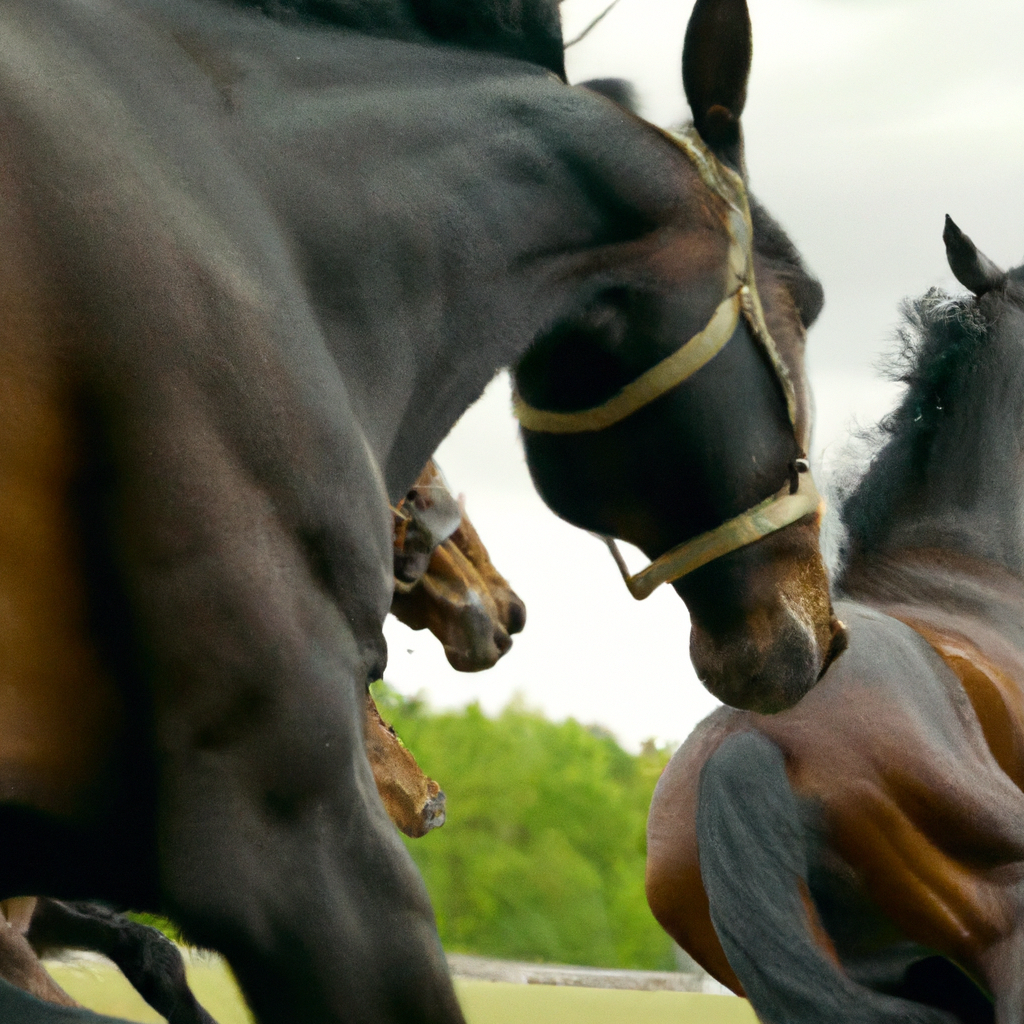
top-left (0, 0), bottom-right (839, 1020)
top-left (646, 221), bottom-right (1024, 1024)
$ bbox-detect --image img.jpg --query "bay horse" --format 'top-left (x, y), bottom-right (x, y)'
top-left (646, 219), bottom-right (1024, 1024)
top-left (0, 0), bottom-right (842, 1020)
top-left (391, 461), bottom-right (526, 672)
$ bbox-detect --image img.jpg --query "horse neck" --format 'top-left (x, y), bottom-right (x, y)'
top-left (214, 25), bottom-right (689, 499)
top-left (840, 296), bottom-right (1024, 585)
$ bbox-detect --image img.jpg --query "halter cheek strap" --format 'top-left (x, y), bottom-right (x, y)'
top-left (514, 289), bottom-right (742, 434)
top-left (513, 125), bottom-right (820, 599)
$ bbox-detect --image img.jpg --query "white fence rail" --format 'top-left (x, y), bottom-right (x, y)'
top-left (447, 953), bottom-right (732, 995)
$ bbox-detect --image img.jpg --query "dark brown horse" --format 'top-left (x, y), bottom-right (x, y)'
top-left (646, 220), bottom-right (1024, 1024)
top-left (0, 0), bottom-right (840, 1020)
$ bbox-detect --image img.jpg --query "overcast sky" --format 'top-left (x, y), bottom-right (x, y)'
top-left (383, 0), bottom-right (1024, 751)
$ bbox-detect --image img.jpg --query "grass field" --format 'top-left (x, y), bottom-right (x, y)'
top-left (47, 956), bottom-right (758, 1023)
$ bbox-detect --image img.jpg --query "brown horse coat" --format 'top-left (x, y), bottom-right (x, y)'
top-left (647, 225), bottom-right (1024, 1024)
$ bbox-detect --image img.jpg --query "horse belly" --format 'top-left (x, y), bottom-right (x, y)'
top-left (0, 305), bottom-right (122, 820)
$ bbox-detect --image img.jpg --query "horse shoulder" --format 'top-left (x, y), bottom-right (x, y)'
top-left (646, 707), bottom-right (748, 992)
top-left (767, 603), bottom-right (1024, 965)
top-left (883, 605), bottom-right (1024, 793)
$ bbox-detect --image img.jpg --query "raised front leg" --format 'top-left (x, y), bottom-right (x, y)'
top-left (27, 899), bottom-right (215, 1024)
top-left (697, 733), bottom-right (958, 1024)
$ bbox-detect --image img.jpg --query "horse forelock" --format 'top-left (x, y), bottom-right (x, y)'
top-left (226, 0), bottom-right (565, 74)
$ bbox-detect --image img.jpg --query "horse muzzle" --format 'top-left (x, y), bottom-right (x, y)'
top-left (690, 600), bottom-right (847, 714)
top-left (419, 790), bottom-right (446, 834)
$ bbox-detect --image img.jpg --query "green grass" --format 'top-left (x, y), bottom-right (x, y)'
top-left (456, 981), bottom-right (756, 1024)
top-left (46, 956), bottom-right (757, 1023)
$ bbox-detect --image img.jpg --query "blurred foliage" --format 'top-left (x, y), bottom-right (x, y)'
top-left (371, 682), bottom-right (677, 970)
top-left (125, 912), bottom-right (183, 944)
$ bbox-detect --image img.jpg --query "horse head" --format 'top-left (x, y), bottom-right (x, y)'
top-left (364, 691), bottom-right (445, 839)
top-left (391, 462), bottom-right (525, 671)
top-left (838, 218), bottom-right (1024, 589)
top-left (514, 0), bottom-right (845, 713)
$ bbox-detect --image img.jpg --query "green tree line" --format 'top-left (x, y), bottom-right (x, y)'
top-left (372, 683), bottom-right (677, 971)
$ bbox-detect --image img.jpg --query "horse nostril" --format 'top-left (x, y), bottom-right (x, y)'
top-left (505, 598), bottom-right (526, 635)
top-left (424, 791), bottom-right (446, 831)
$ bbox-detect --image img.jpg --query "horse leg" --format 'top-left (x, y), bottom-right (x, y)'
top-left (141, 581), bottom-right (463, 1024)
top-left (697, 731), bottom-right (957, 1024)
top-left (27, 899), bottom-right (216, 1024)
top-left (0, 905), bottom-right (78, 1010)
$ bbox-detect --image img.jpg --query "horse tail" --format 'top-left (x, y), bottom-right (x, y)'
top-left (696, 731), bottom-right (956, 1024)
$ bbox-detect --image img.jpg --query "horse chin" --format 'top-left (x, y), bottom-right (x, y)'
top-left (690, 604), bottom-right (841, 714)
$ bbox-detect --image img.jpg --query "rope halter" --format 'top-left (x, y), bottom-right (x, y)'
top-left (513, 125), bottom-right (821, 600)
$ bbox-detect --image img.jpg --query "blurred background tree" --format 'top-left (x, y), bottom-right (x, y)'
top-left (372, 682), bottom-right (677, 970)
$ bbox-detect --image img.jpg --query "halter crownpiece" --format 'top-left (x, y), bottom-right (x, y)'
top-left (514, 125), bottom-right (820, 598)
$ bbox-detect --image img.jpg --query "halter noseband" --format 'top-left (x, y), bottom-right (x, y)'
top-left (513, 125), bottom-right (821, 600)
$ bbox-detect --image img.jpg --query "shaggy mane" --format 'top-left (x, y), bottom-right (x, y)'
top-left (834, 288), bottom-right (988, 578)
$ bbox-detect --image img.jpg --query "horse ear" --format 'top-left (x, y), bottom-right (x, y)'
top-left (682, 0), bottom-right (751, 168)
top-left (943, 215), bottom-right (1006, 296)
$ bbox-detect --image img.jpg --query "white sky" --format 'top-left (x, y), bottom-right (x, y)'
top-left (383, 0), bottom-right (1024, 751)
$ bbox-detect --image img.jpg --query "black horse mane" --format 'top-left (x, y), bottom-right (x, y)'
top-left (231, 0), bottom-right (566, 75)
top-left (836, 288), bottom-right (989, 570)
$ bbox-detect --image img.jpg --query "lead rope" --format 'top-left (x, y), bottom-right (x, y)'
top-left (513, 125), bottom-right (821, 599)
